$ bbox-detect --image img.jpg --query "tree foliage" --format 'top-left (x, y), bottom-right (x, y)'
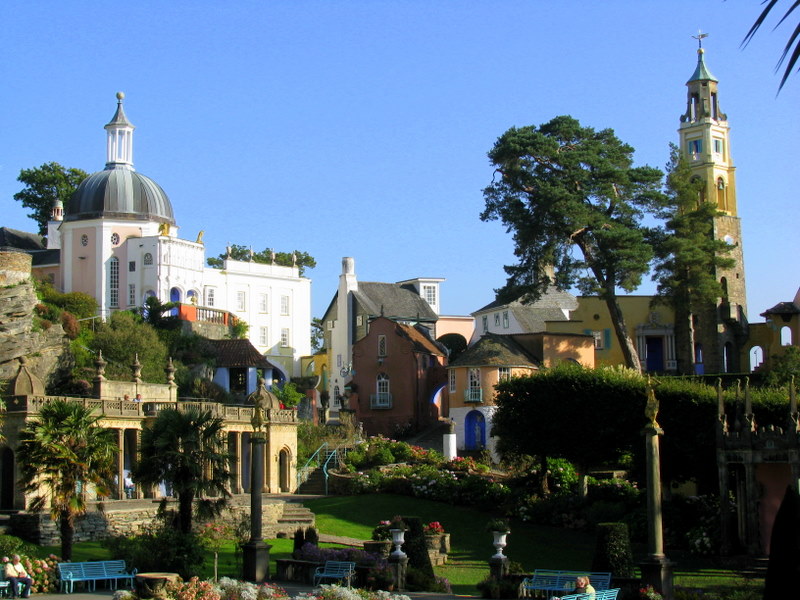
top-left (14, 163), bottom-right (88, 236)
top-left (271, 381), bottom-right (304, 408)
top-left (766, 345), bottom-right (800, 386)
top-left (16, 400), bottom-right (118, 560)
top-left (650, 144), bottom-right (735, 373)
top-left (743, 0), bottom-right (800, 91)
top-left (482, 116), bottom-right (664, 370)
top-left (92, 311), bottom-right (168, 382)
top-left (133, 408), bottom-right (232, 533)
top-left (207, 243), bottom-right (316, 277)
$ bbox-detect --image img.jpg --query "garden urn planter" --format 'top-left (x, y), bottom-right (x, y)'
top-left (135, 572), bottom-right (181, 599)
top-left (390, 528), bottom-right (406, 557)
top-left (491, 531), bottom-right (509, 559)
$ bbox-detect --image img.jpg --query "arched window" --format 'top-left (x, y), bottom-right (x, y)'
top-left (373, 373), bottom-right (390, 408)
top-left (724, 342), bottom-right (734, 373)
top-left (720, 277), bottom-right (729, 303)
top-left (109, 257), bottom-right (119, 308)
top-left (333, 385), bottom-right (340, 407)
top-left (143, 252), bottom-right (153, 266)
top-left (749, 346), bottom-right (764, 372)
top-left (716, 178), bottom-right (727, 211)
top-left (781, 326), bottom-right (792, 346)
top-left (467, 368), bottom-right (482, 403)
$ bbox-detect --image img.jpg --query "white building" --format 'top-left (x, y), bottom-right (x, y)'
top-left (48, 93), bottom-right (311, 378)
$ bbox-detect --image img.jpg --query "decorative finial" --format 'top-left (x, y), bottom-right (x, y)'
top-left (116, 91), bottom-right (125, 101)
top-left (692, 30), bottom-right (708, 50)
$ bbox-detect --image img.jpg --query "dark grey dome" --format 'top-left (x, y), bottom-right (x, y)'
top-left (65, 167), bottom-right (175, 224)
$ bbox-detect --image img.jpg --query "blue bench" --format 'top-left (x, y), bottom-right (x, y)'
top-left (58, 560), bottom-right (136, 593)
top-left (313, 561), bottom-right (356, 587)
top-left (521, 570), bottom-right (612, 598)
top-left (561, 589), bottom-right (620, 600)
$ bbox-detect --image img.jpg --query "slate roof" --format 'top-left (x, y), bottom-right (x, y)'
top-left (449, 333), bottom-right (540, 369)
top-left (209, 339), bottom-right (276, 369)
top-left (30, 249), bottom-right (60, 266)
top-left (0, 227), bottom-right (45, 251)
top-left (473, 288), bottom-right (577, 331)
top-left (761, 302), bottom-right (800, 317)
top-left (353, 282), bottom-right (437, 321)
top-left (393, 321), bottom-right (446, 356)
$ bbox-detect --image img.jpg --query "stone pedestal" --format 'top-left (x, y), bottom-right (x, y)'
top-left (489, 556), bottom-right (509, 580)
top-left (388, 554), bottom-right (408, 591)
top-left (443, 432), bottom-right (457, 460)
top-left (640, 557), bottom-right (675, 600)
top-left (243, 540), bottom-right (272, 583)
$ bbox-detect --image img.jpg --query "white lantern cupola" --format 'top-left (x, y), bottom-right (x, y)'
top-left (105, 91), bottom-right (135, 170)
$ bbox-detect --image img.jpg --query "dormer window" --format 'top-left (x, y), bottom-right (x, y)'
top-left (422, 284), bottom-right (437, 306)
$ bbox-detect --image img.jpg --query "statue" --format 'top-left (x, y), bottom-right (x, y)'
top-left (645, 378), bottom-right (660, 429)
top-left (195, 230), bottom-right (204, 244)
top-left (158, 222), bottom-right (170, 236)
top-left (248, 377), bottom-right (280, 433)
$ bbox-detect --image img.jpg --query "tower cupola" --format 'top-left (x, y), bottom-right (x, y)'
top-left (104, 91), bottom-right (135, 169)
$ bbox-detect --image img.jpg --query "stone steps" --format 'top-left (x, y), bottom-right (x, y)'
top-left (272, 502), bottom-right (316, 538)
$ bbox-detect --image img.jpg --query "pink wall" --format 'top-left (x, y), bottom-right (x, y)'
top-left (756, 463), bottom-right (793, 554)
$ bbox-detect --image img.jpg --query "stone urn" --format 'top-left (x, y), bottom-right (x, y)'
top-left (135, 572), bottom-right (182, 598)
top-left (491, 531), bottom-right (509, 559)
top-left (389, 528), bottom-right (406, 557)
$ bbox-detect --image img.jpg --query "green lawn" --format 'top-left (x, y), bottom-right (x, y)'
top-left (42, 493), bottom-right (763, 597)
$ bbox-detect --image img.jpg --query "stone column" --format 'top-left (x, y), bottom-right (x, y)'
top-left (639, 383), bottom-right (674, 600)
top-left (116, 429), bottom-right (125, 500)
top-left (388, 554), bottom-right (408, 591)
top-left (243, 433), bottom-right (270, 582)
top-left (443, 420), bottom-right (457, 460)
top-left (230, 432), bottom-right (242, 495)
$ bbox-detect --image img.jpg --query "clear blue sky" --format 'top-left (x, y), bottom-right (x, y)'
top-left (1, 1), bottom-right (797, 323)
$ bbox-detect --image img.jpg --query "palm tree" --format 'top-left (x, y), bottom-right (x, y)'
top-left (133, 407), bottom-right (232, 533)
top-left (16, 400), bottom-right (118, 560)
top-left (743, 0), bottom-right (800, 91)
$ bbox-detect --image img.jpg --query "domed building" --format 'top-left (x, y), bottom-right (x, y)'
top-left (46, 93), bottom-right (311, 379)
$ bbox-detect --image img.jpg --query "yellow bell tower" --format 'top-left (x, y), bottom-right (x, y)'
top-left (678, 35), bottom-right (748, 373)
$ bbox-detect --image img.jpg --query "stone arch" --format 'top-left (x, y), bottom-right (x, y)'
top-left (749, 346), bottom-right (764, 372)
top-left (716, 177), bottom-right (727, 211)
top-left (781, 326), bottom-right (792, 346)
top-left (279, 447), bottom-right (292, 493)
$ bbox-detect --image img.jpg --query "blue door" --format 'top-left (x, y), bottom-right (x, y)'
top-left (465, 410), bottom-right (485, 450)
top-left (646, 337), bottom-right (664, 372)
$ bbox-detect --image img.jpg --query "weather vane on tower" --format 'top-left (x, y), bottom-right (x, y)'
top-left (692, 30), bottom-right (709, 49)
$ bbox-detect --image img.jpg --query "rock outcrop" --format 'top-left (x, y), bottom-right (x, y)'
top-left (0, 251), bottom-right (72, 387)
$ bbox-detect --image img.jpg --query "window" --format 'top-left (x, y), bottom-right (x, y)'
top-left (281, 328), bottom-right (290, 347)
top-left (502, 311), bottom-right (509, 328)
top-left (280, 295), bottom-right (290, 315)
top-left (333, 385), bottom-right (341, 407)
top-left (327, 320), bottom-right (334, 330)
top-left (449, 369), bottom-right (456, 393)
top-left (378, 334), bottom-right (387, 357)
top-left (688, 139), bottom-right (702, 156)
top-left (237, 291), bottom-right (246, 311)
top-left (593, 331), bottom-right (604, 350)
top-left (716, 178), bottom-right (727, 211)
top-left (128, 284), bottom-right (136, 307)
top-left (258, 293), bottom-right (268, 313)
top-left (499, 367), bottom-right (511, 381)
top-left (111, 232), bottom-right (120, 245)
top-left (143, 253), bottom-right (153, 266)
top-left (206, 288), bottom-right (215, 307)
top-left (494, 313), bottom-right (500, 327)
top-left (482, 316), bottom-right (488, 332)
top-left (422, 285), bottom-right (436, 306)
top-left (128, 261), bottom-right (136, 272)
top-left (259, 326), bottom-right (269, 346)
top-left (356, 315), bottom-right (363, 327)
top-left (109, 257), bottom-right (119, 307)
top-left (713, 139), bottom-right (724, 155)
top-left (466, 368), bottom-right (482, 403)
top-left (372, 373), bottom-right (391, 408)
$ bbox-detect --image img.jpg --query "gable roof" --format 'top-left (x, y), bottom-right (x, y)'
top-left (209, 339), bottom-right (276, 369)
top-left (393, 321), bottom-right (446, 356)
top-left (449, 333), bottom-right (540, 369)
top-left (474, 288), bottom-right (577, 331)
top-left (353, 281), bottom-right (437, 321)
top-left (0, 227), bottom-right (45, 251)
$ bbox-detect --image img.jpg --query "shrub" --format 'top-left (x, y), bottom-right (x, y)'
top-left (476, 575), bottom-right (521, 599)
top-left (591, 522), bottom-right (635, 578)
top-left (60, 311), bottom-right (80, 339)
top-left (292, 528), bottom-right (305, 555)
top-left (304, 526), bottom-right (319, 546)
top-left (0, 535), bottom-right (39, 558)
top-left (103, 522), bottom-right (205, 578)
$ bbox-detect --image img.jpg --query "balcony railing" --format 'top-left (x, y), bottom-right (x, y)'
top-left (464, 388), bottom-right (483, 403)
top-left (370, 393), bottom-right (392, 409)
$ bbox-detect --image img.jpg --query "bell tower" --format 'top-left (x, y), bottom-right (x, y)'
top-left (678, 35), bottom-right (748, 373)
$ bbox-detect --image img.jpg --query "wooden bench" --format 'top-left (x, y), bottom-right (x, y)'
top-left (312, 561), bottom-right (356, 587)
top-left (58, 560), bottom-right (136, 593)
top-left (521, 570), bottom-right (612, 598)
top-left (561, 588), bottom-right (620, 600)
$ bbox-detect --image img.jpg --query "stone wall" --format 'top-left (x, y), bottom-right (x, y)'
top-left (10, 499), bottom-right (289, 546)
top-left (0, 252), bottom-right (32, 286)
